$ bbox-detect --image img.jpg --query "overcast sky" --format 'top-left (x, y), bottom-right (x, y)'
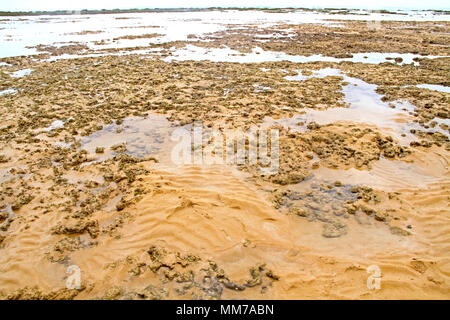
top-left (1, 0), bottom-right (448, 11)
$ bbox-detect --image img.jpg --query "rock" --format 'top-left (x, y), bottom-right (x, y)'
top-left (0, 211), bottom-right (8, 221)
top-left (52, 219), bottom-right (99, 238)
top-left (223, 281), bottom-right (246, 291)
top-left (116, 199), bottom-right (127, 211)
top-left (383, 147), bottom-right (396, 158)
top-left (11, 194), bottom-right (34, 211)
top-left (103, 286), bottom-right (123, 300)
top-left (322, 222), bottom-right (347, 238)
top-left (344, 203), bottom-right (357, 214)
top-left (410, 260), bottom-right (427, 274)
top-left (0, 154), bottom-right (9, 163)
top-left (272, 173), bottom-right (305, 185)
top-left (374, 211), bottom-right (387, 222)
top-left (307, 122), bottom-right (321, 130)
top-left (390, 226), bottom-right (411, 236)
top-left (360, 204), bottom-right (375, 215)
top-left (110, 143), bottom-right (126, 153)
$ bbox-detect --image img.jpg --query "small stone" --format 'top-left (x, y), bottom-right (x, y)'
top-left (390, 226), bottom-right (411, 236)
top-left (344, 203), bottom-right (357, 215)
top-left (307, 122), bottom-right (321, 130)
top-left (322, 223), bottom-right (347, 238)
top-left (116, 200), bottom-right (126, 211)
top-left (374, 211), bottom-right (387, 222)
top-left (0, 211), bottom-right (8, 221)
top-left (289, 207), bottom-right (308, 217)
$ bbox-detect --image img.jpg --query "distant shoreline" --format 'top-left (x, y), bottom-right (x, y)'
top-left (0, 7), bottom-right (448, 17)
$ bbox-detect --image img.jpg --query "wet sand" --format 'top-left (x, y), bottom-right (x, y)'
top-left (0, 9), bottom-right (449, 300)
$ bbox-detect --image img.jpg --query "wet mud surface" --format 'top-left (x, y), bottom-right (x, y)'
top-left (0, 10), bottom-right (449, 300)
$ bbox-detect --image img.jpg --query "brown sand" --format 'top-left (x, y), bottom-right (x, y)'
top-left (0, 18), bottom-right (449, 300)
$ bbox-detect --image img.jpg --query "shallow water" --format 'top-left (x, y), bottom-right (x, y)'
top-left (0, 89), bottom-right (17, 96)
top-left (80, 114), bottom-right (190, 164)
top-left (43, 120), bottom-right (64, 131)
top-left (164, 45), bottom-right (441, 65)
top-left (1, 9), bottom-right (449, 59)
top-left (301, 156), bottom-right (445, 191)
top-left (10, 68), bottom-right (33, 78)
top-left (77, 107), bottom-right (447, 193)
top-left (1, 9), bottom-right (449, 300)
top-left (263, 68), bottom-right (449, 144)
top-left (43, 48), bottom-right (162, 62)
top-left (0, 169), bottom-right (14, 184)
top-left (415, 84), bottom-right (450, 93)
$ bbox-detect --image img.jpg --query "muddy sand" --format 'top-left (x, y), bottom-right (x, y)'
top-left (0, 10), bottom-right (449, 299)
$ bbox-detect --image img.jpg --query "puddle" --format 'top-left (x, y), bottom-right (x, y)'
top-left (164, 45), bottom-right (444, 65)
top-left (0, 89), bottom-right (17, 96)
top-left (279, 180), bottom-right (359, 218)
top-left (80, 114), bottom-right (190, 165)
top-left (0, 166), bottom-right (30, 184)
top-left (61, 171), bottom-right (105, 185)
top-left (43, 47), bottom-right (163, 62)
top-left (10, 68), bottom-right (34, 78)
top-left (0, 169), bottom-right (15, 184)
top-left (304, 157), bottom-right (444, 192)
top-left (415, 84), bottom-right (450, 93)
top-left (0, 204), bottom-right (14, 220)
top-left (253, 84), bottom-right (272, 92)
top-left (275, 180), bottom-right (359, 238)
top-left (54, 141), bottom-right (72, 149)
top-left (103, 194), bottom-right (122, 212)
top-left (43, 120), bottom-right (64, 131)
top-left (272, 161), bottom-right (436, 240)
top-left (263, 68), bottom-right (449, 145)
top-left (284, 67), bottom-right (342, 80)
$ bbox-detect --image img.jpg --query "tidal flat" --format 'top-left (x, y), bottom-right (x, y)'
top-left (0, 8), bottom-right (449, 300)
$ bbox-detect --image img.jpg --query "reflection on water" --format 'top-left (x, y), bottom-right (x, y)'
top-left (1, 9), bottom-right (448, 60)
top-left (81, 114), bottom-right (190, 164)
top-left (0, 89), bottom-right (17, 96)
top-left (43, 120), bottom-right (64, 131)
top-left (164, 45), bottom-right (442, 65)
top-left (415, 84), bottom-right (450, 93)
top-left (10, 68), bottom-right (33, 78)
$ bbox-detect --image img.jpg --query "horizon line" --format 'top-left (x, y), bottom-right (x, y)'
top-left (0, 6), bottom-right (449, 13)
